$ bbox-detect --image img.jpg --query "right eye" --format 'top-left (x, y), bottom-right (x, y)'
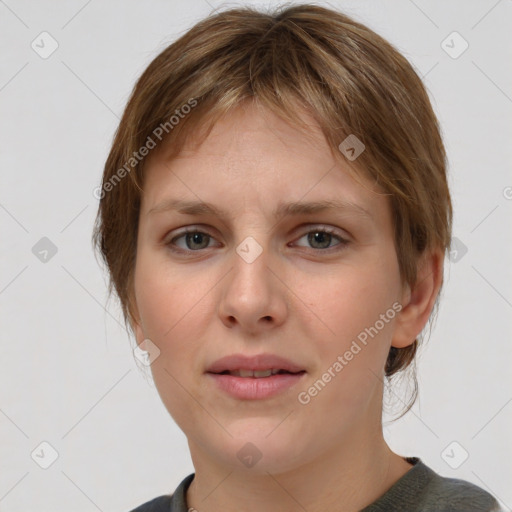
top-left (166, 228), bottom-right (220, 253)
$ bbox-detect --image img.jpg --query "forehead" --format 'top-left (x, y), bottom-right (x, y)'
top-left (140, 102), bottom-right (385, 221)
top-left (150, 101), bottom-right (328, 170)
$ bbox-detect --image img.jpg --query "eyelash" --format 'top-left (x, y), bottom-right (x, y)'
top-left (165, 226), bottom-right (349, 255)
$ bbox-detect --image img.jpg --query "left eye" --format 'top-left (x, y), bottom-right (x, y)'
top-left (294, 228), bottom-right (347, 250)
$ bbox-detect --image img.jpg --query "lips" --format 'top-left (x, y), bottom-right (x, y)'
top-left (206, 353), bottom-right (306, 400)
top-left (206, 353), bottom-right (306, 376)
top-left (223, 369), bottom-right (295, 378)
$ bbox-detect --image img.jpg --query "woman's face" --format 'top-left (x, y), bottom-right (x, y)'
top-left (132, 102), bottom-right (409, 474)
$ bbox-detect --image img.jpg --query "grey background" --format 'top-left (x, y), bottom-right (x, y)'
top-left (1, 0), bottom-right (511, 510)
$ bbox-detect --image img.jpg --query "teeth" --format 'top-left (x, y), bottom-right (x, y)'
top-left (229, 369), bottom-right (281, 378)
top-left (254, 369), bottom-right (273, 377)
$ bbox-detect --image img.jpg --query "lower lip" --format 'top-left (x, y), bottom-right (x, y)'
top-left (206, 372), bottom-right (306, 400)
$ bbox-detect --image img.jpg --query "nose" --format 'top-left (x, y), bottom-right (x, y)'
top-left (217, 239), bottom-right (288, 334)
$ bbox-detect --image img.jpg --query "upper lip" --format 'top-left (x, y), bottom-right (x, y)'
top-left (206, 353), bottom-right (305, 374)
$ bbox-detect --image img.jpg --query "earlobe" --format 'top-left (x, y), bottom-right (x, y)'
top-left (391, 249), bottom-right (444, 349)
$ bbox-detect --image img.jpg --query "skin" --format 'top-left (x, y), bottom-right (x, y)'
top-left (131, 100), bottom-right (443, 512)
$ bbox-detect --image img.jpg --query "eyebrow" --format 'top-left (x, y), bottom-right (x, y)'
top-left (147, 198), bottom-right (373, 221)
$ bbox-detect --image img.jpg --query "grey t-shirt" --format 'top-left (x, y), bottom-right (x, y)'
top-left (130, 457), bottom-right (501, 511)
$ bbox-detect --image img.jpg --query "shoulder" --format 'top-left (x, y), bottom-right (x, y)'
top-left (419, 468), bottom-right (501, 511)
top-left (129, 473), bottom-right (195, 512)
top-left (129, 494), bottom-right (172, 512)
top-left (363, 458), bottom-right (501, 512)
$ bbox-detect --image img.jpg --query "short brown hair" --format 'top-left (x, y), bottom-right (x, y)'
top-left (92, 3), bottom-right (452, 406)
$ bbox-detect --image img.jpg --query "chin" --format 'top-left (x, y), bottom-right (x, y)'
top-left (213, 426), bottom-right (309, 475)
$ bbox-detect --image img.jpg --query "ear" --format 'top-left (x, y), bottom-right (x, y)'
top-left (391, 248), bottom-right (444, 348)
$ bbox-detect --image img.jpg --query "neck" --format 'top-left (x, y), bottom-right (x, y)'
top-left (186, 426), bottom-right (412, 512)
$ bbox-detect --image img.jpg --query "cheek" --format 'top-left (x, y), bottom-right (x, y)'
top-left (134, 247), bottom-right (209, 339)
top-left (297, 260), bottom-right (400, 402)
top-left (298, 260), bottom-right (399, 343)
top-left (133, 250), bottom-right (215, 347)
top-left (134, 259), bottom-right (209, 430)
